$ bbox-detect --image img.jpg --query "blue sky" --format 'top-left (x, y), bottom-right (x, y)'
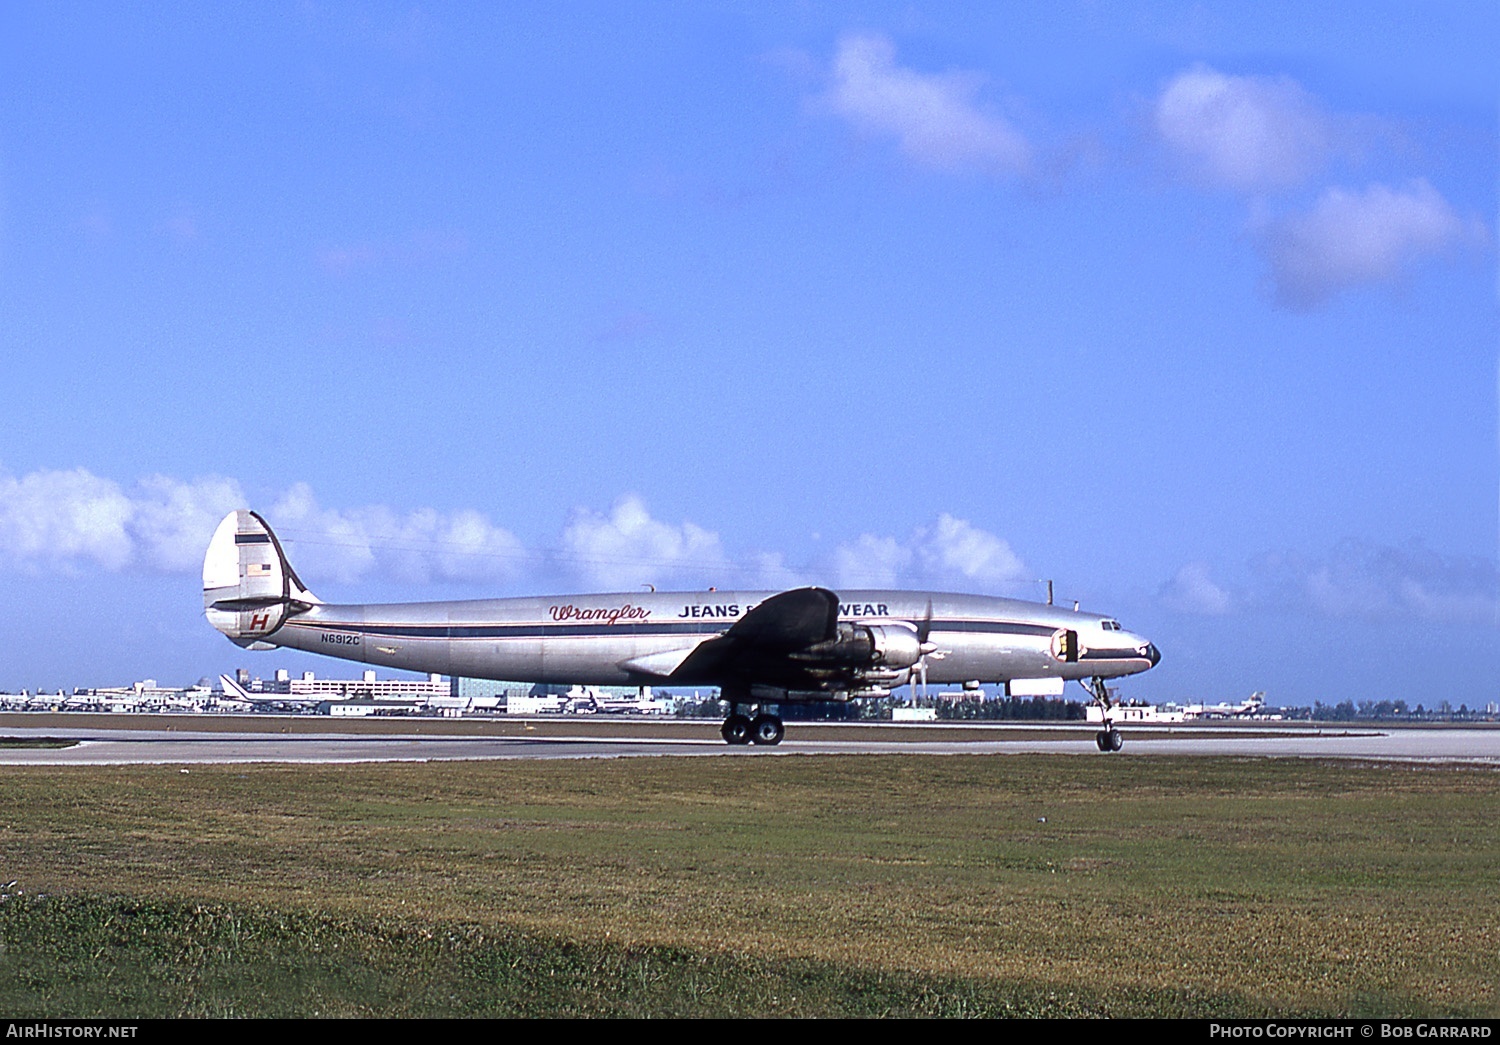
top-left (1, 2), bottom-right (1495, 705)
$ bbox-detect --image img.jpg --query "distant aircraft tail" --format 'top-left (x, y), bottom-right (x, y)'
top-left (218, 673), bottom-right (254, 700)
top-left (202, 510), bottom-right (321, 649)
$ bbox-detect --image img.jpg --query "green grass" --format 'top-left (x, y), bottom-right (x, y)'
top-left (0, 756), bottom-right (1495, 1017)
top-left (0, 894), bottom-right (1276, 1017)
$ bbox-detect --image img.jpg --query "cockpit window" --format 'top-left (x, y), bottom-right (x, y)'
top-left (1101, 620), bottom-right (1121, 631)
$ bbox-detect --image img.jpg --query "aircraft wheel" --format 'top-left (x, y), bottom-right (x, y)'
top-left (721, 714), bottom-right (752, 745)
top-left (1107, 729), bottom-right (1123, 752)
top-left (750, 714), bottom-right (784, 746)
top-left (1095, 731), bottom-right (1110, 752)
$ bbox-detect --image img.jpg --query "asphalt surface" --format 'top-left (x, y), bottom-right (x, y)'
top-left (0, 719), bottom-right (1497, 765)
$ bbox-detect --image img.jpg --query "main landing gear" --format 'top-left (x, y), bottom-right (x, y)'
top-left (1085, 676), bottom-right (1124, 753)
top-left (720, 702), bottom-right (784, 746)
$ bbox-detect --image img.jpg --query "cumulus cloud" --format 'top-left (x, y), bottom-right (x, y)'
top-left (821, 33), bottom-right (1031, 175)
top-left (132, 474), bottom-right (252, 573)
top-left (832, 514), bottom-right (1028, 590)
top-left (0, 468), bottom-right (245, 574)
top-left (558, 495), bottom-right (730, 590)
top-left (0, 466), bottom-right (527, 586)
top-left (1, 469), bottom-right (1033, 600)
top-left (1152, 63), bottom-right (1487, 309)
top-left (0, 468), bottom-right (136, 571)
top-left (915, 514), bottom-right (1028, 586)
top-left (1155, 64), bottom-right (1333, 191)
top-left (1179, 540), bottom-right (1500, 625)
top-left (1163, 542), bottom-right (1498, 623)
top-left (269, 483), bottom-right (527, 586)
top-left (1260, 180), bottom-right (1477, 308)
top-left (1257, 540), bottom-right (1498, 625)
top-left (832, 533), bottom-right (909, 588)
top-left (1159, 562), bottom-right (1233, 615)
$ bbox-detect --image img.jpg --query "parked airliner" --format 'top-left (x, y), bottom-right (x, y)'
top-left (203, 510), bottom-right (1159, 750)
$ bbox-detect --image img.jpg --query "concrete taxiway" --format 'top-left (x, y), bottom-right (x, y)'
top-left (0, 717), bottom-right (1497, 766)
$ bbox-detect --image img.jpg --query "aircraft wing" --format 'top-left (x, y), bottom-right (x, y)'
top-left (723, 587), bottom-right (841, 647)
top-left (618, 647), bottom-right (703, 678)
top-left (663, 587), bottom-right (841, 686)
top-left (618, 588), bottom-right (841, 682)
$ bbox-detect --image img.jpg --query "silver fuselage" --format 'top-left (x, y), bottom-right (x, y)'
top-left (266, 589), bottom-right (1157, 693)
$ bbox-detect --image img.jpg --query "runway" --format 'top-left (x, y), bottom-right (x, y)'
top-left (1, 718), bottom-right (1498, 765)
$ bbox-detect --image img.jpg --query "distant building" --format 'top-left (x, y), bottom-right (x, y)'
top-left (246, 669), bottom-right (449, 700)
top-left (451, 677), bottom-right (529, 702)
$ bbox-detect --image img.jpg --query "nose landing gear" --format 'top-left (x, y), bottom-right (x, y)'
top-left (1085, 676), bottom-right (1124, 753)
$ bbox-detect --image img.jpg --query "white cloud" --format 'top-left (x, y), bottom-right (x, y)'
top-left (1155, 64), bottom-right (1333, 191)
top-left (1159, 562), bottom-right (1232, 615)
top-left (822, 33), bottom-right (1031, 175)
top-left (832, 532), bottom-right (909, 588)
top-left (0, 468), bottom-right (135, 571)
top-left (1261, 180), bottom-right (1476, 308)
top-left (833, 515), bottom-right (1028, 591)
top-left (131, 474), bottom-right (248, 573)
top-left (269, 483), bottom-right (527, 586)
top-left (915, 514), bottom-right (1027, 586)
top-left (0, 467), bottom-right (527, 586)
top-left (745, 550), bottom-right (806, 591)
top-left (0, 470), bottom-right (1029, 601)
top-left (1253, 540), bottom-right (1498, 625)
top-left (558, 495), bottom-right (729, 590)
top-left (0, 468), bottom-right (244, 574)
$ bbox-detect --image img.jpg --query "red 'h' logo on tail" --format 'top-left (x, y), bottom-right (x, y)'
top-left (249, 613), bottom-right (270, 631)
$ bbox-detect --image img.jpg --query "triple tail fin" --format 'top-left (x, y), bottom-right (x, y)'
top-left (203, 510), bottom-right (321, 648)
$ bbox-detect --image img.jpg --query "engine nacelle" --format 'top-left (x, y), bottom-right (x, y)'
top-left (853, 667), bottom-right (913, 692)
top-left (796, 621), bottom-right (924, 676)
top-left (861, 623), bottom-right (923, 669)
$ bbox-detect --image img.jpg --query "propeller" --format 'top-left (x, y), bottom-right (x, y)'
top-left (913, 599), bottom-right (939, 701)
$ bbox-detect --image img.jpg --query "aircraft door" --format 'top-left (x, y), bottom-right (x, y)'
top-left (1051, 629), bottom-right (1079, 663)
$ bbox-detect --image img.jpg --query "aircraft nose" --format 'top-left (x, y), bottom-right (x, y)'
top-left (1144, 642), bottom-right (1161, 667)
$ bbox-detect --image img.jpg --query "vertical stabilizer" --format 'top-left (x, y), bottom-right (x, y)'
top-left (218, 674), bottom-right (253, 700)
top-left (203, 510), bottom-right (320, 648)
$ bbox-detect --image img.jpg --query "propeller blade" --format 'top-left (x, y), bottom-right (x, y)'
top-left (912, 600), bottom-right (935, 703)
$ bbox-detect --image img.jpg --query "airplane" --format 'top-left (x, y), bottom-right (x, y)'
top-left (217, 673), bottom-right (325, 710)
top-left (202, 510), bottom-right (1160, 750)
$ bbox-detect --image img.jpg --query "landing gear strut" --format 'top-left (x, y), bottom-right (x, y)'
top-left (720, 698), bottom-right (783, 746)
top-left (1085, 676), bottom-right (1124, 753)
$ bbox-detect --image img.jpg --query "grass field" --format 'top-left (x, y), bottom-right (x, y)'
top-left (0, 755), bottom-right (1495, 1017)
